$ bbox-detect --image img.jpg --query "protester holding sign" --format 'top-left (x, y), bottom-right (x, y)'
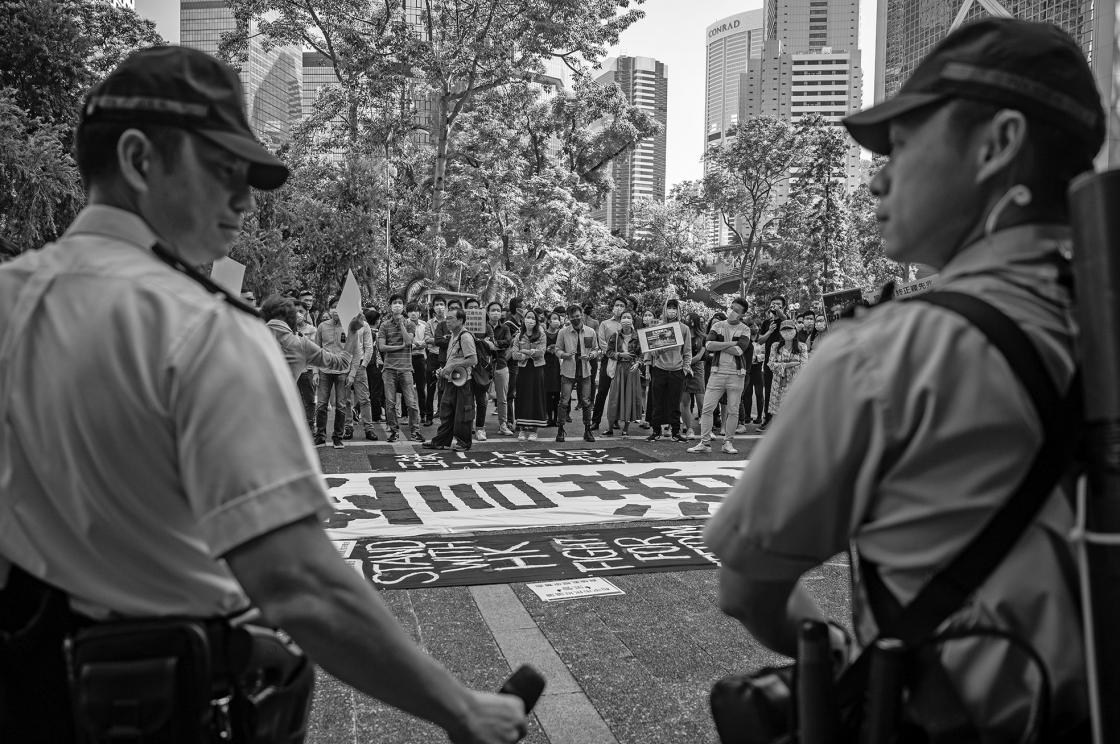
top-left (602, 310), bottom-right (644, 438)
top-left (643, 299), bottom-right (693, 443)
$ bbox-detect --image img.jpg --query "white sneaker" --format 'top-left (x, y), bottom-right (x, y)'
top-left (476, 428), bottom-right (487, 441)
top-left (517, 430), bottom-right (528, 441)
top-left (683, 430), bottom-right (696, 441)
top-left (498, 424), bottom-right (514, 436)
top-left (735, 424), bottom-right (748, 434)
top-left (722, 441), bottom-right (739, 455)
top-left (528, 432), bottom-right (539, 440)
top-left (687, 440), bottom-right (712, 454)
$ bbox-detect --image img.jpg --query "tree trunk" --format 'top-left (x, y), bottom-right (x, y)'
top-left (430, 92), bottom-right (451, 238)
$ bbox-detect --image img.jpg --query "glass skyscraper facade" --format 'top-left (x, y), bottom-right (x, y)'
top-left (875, 0), bottom-right (1095, 102)
top-left (592, 56), bottom-right (669, 239)
top-left (180, 0), bottom-right (302, 148)
top-left (705, 10), bottom-right (765, 149)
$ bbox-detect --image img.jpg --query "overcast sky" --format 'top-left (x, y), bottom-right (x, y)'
top-left (135, 0), bottom-right (878, 189)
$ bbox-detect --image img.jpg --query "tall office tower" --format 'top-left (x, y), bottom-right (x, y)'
top-left (875, 0), bottom-right (1095, 102)
top-left (590, 56), bottom-right (669, 239)
top-left (180, 0), bottom-right (302, 148)
top-left (738, 0), bottom-right (863, 199)
top-left (704, 10), bottom-right (764, 247)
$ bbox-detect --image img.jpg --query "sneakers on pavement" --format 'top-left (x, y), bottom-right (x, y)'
top-left (735, 424), bottom-right (748, 435)
top-left (364, 428), bottom-right (379, 441)
top-left (331, 437), bottom-right (344, 449)
top-left (423, 441), bottom-right (448, 450)
top-left (528, 432), bottom-right (539, 440)
top-left (687, 440), bottom-right (712, 454)
top-left (670, 432), bottom-right (687, 443)
top-left (314, 434), bottom-right (326, 446)
top-left (556, 429), bottom-right (566, 443)
top-left (583, 428), bottom-right (596, 443)
top-left (475, 428), bottom-right (487, 441)
top-left (451, 441), bottom-right (469, 451)
top-left (518, 430), bottom-right (528, 441)
top-left (644, 432), bottom-right (661, 442)
top-left (497, 424), bottom-right (514, 436)
top-left (683, 430), bottom-right (696, 441)
top-left (410, 430), bottom-right (425, 442)
top-left (722, 441), bottom-right (739, 455)
top-left (387, 430), bottom-right (399, 443)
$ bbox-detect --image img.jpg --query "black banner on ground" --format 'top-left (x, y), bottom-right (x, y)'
top-left (342, 524), bottom-right (719, 589)
top-left (367, 447), bottom-right (658, 472)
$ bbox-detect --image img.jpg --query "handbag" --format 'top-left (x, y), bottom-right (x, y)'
top-left (710, 292), bottom-right (1082, 744)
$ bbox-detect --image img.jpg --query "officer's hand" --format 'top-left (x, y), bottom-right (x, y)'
top-left (448, 690), bottom-right (527, 744)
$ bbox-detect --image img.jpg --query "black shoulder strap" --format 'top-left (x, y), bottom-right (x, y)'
top-left (151, 243), bottom-right (261, 318)
top-left (838, 291), bottom-right (1081, 699)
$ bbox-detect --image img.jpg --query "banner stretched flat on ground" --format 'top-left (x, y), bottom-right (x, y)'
top-left (323, 460), bottom-right (747, 539)
top-left (333, 524), bottom-right (720, 589)
top-left (367, 447), bottom-right (657, 472)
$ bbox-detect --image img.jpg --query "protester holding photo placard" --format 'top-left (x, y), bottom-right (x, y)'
top-left (643, 299), bottom-right (693, 443)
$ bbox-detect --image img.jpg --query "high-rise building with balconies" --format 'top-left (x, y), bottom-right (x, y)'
top-left (591, 56), bottom-right (668, 239)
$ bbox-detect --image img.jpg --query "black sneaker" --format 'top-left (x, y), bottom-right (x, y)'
top-left (583, 428), bottom-right (596, 443)
top-left (364, 428), bottom-right (379, 441)
top-left (313, 434), bottom-right (326, 446)
top-left (410, 430), bottom-right (425, 443)
top-left (555, 428), bottom-right (566, 443)
top-left (332, 437), bottom-right (344, 449)
top-left (644, 433), bottom-right (661, 442)
top-left (423, 441), bottom-right (448, 450)
top-left (670, 432), bottom-right (687, 443)
top-left (343, 426), bottom-right (354, 440)
top-left (387, 430), bottom-right (399, 443)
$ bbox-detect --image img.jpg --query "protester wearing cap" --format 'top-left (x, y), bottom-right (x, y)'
top-left (706, 19), bottom-right (1100, 741)
top-left (0, 46), bottom-right (526, 743)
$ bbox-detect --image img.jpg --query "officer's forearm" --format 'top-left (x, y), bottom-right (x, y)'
top-left (716, 568), bottom-right (825, 658)
top-left (227, 518), bottom-right (474, 735)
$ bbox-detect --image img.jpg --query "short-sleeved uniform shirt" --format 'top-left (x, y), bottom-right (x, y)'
top-left (0, 206), bottom-right (332, 620)
top-left (705, 224), bottom-right (1086, 737)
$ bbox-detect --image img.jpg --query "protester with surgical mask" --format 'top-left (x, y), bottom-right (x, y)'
top-left (808, 313), bottom-right (829, 354)
top-left (544, 312), bottom-right (563, 426)
top-left (638, 309), bottom-right (656, 429)
top-left (643, 299), bottom-right (692, 443)
top-left (602, 310), bottom-right (643, 437)
top-left (377, 294), bottom-right (424, 443)
top-left (511, 310), bottom-right (548, 440)
top-left (314, 298), bottom-right (348, 447)
top-left (764, 319), bottom-right (807, 426)
top-left (689, 297), bottom-right (751, 454)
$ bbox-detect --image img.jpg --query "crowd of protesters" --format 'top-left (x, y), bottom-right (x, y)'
top-left (258, 290), bottom-right (830, 452)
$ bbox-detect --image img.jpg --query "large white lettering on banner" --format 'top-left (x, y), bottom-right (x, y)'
top-left (323, 460), bottom-right (748, 539)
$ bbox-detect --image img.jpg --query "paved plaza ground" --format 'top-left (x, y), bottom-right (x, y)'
top-left (308, 415), bottom-right (852, 744)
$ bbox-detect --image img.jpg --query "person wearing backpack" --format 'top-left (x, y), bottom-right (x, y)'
top-left (704, 19), bottom-right (1104, 743)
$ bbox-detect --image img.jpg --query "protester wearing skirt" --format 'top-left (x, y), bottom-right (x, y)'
top-left (513, 310), bottom-right (549, 439)
top-left (602, 312), bottom-right (644, 437)
top-left (543, 313), bottom-right (563, 426)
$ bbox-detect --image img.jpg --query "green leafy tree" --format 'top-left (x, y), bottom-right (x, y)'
top-left (0, 0), bottom-right (163, 253)
top-left (699, 116), bottom-right (811, 296)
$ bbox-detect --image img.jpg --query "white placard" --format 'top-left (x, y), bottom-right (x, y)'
top-left (526, 577), bottom-right (625, 602)
top-left (210, 257), bottom-right (246, 296)
top-left (338, 269), bottom-right (363, 327)
top-left (638, 321), bottom-right (684, 354)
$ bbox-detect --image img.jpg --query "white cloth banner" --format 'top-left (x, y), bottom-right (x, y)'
top-left (324, 460), bottom-right (748, 539)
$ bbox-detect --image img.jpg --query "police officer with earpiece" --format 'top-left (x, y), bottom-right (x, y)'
top-left (705, 19), bottom-right (1104, 742)
top-left (0, 46), bottom-right (526, 743)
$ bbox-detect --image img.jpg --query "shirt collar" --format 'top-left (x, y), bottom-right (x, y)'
top-left (266, 319), bottom-right (292, 334)
top-left (63, 205), bottom-right (161, 251)
top-left (939, 223), bottom-right (1072, 283)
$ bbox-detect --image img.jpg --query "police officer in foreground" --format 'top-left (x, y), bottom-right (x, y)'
top-left (0, 47), bottom-right (526, 743)
top-left (705, 19), bottom-right (1103, 742)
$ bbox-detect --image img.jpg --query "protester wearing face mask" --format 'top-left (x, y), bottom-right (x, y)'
top-left (643, 299), bottom-right (693, 443)
top-left (808, 313), bottom-right (828, 353)
top-left (638, 309), bottom-right (656, 429)
top-left (747, 321), bottom-right (767, 425)
top-left (510, 310), bottom-right (548, 440)
top-left (553, 304), bottom-right (601, 443)
top-left (543, 312), bottom-right (563, 427)
top-left (763, 319), bottom-right (807, 427)
top-left (314, 298), bottom-right (348, 447)
top-left (688, 297), bottom-right (751, 455)
top-left (377, 294), bottom-right (424, 444)
top-left (602, 310), bottom-right (643, 438)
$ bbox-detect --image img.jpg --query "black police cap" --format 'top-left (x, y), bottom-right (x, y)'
top-left (79, 45), bottom-right (289, 190)
top-left (844, 18), bottom-right (1105, 159)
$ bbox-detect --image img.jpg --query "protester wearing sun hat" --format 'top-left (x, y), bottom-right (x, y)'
top-left (706, 19), bottom-right (1102, 741)
top-left (0, 46), bottom-right (527, 744)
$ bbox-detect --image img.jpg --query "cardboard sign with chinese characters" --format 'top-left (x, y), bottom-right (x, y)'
top-left (464, 307), bottom-right (487, 335)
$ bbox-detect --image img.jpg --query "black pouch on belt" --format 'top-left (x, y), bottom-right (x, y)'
top-left (227, 624), bottom-right (315, 744)
top-left (64, 619), bottom-right (214, 744)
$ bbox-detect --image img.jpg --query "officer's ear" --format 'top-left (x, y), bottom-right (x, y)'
top-left (974, 109), bottom-right (1028, 185)
top-left (117, 128), bottom-right (154, 193)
